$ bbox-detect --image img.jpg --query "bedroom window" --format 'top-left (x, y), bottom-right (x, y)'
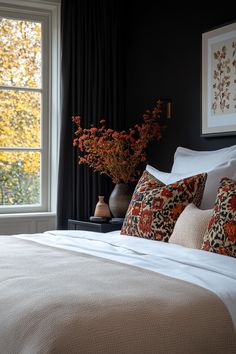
top-left (0, 1), bottom-right (60, 214)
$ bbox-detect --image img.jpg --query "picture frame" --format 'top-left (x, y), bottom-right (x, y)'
top-left (201, 22), bottom-right (236, 136)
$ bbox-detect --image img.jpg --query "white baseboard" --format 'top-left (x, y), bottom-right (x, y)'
top-left (0, 213), bottom-right (56, 235)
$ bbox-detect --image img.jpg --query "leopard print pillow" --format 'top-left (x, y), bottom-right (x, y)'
top-left (202, 177), bottom-right (236, 258)
top-left (121, 170), bottom-right (207, 241)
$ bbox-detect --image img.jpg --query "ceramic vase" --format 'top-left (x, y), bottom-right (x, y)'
top-left (109, 184), bottom-right (131, 218)
top-left (94, 196), bottom-right (111, 218)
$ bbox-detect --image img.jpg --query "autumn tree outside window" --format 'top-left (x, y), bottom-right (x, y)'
top-left (0, 0), bottom-right (60, 214)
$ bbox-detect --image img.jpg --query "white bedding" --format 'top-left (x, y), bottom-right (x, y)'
top-left (17, 230), bottom-right (236, 331)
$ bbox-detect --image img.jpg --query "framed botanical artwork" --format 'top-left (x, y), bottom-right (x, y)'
top-left (202, 22), bottom-right (236, 136)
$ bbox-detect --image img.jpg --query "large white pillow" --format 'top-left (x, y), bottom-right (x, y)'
top-left (200, 160), bottom-right (236, 209)
top-left (146, 160), bottom-right (236, 209)
top-left (146, 164), bottom-right (193, 184)
top-left (171, 145), bottom-right (236, 174)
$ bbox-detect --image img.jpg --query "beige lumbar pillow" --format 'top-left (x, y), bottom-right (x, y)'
top-left (169, 204), bottom-right (213, 249)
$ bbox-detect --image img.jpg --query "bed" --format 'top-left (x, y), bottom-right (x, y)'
top-left (1, 145), bottom-right (236, 354)
top-left (0, 229), bottom-right (236, 354)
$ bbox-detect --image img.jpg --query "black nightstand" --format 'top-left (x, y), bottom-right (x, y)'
top-left (68, 219), bottom-right (122, 233)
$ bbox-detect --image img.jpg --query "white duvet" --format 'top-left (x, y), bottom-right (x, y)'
top-left (17, 230), bottom-right (236, 331)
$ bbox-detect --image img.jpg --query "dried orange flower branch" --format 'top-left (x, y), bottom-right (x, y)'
top-left (73, 100), bottom-right (163, 184)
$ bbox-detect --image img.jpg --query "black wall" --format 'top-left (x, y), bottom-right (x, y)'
top-left (125, 4), bottom-right (236, 171)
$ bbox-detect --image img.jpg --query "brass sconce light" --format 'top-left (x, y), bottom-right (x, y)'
top-left (160, 98), bottom-right (172, 119)
top-left (167, 100), bottom-right (172, 119)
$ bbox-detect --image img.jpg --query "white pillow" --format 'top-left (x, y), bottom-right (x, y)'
top-left (146, 164), bottom-right (194, 185)
top-left (200, 160), bottom-right (236, 209)
top-left (171, 145), bottom-right (236, 174)
top-left (169, 204), bottom-right (213, 249)
top-left (146, 160), bottom-right (236, 209)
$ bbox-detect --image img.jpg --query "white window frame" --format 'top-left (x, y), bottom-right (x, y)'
top-left (0, 0), bottom-right (60, 215)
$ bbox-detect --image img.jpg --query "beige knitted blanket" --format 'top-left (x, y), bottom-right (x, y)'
top-left (0, 236), bottom-right (235, 354)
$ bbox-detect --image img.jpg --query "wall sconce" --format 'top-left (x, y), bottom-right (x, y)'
top-left (160, 98), bottom-right (172, 119)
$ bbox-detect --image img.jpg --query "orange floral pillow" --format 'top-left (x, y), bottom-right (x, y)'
top-left (202, 177), bottom-right (236, 258)
top-left (121, 171), bottom-right (207, 241)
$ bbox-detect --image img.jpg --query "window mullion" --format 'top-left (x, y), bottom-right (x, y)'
top-left (0, 147), bottom-right (42, 151)
top-left (0, 85), bottom-right (42, 93)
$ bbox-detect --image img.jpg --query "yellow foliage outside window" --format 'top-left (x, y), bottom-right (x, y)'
top-left (0, 18), bottom-right (41, 205)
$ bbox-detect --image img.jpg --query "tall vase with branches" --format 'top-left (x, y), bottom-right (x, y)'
top-left (73, 99), bottom-right (163, 217)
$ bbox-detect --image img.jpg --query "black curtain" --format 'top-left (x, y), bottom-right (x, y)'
top-left (57, 0), bottom-right (125, 229)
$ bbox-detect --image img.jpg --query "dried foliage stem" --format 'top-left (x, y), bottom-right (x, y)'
top-left (73, 100), bottom-right (163, 184)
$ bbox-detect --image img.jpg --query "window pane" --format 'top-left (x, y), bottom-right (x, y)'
top-left (0, 151), bottom-right (40, 205)
top-left (0, 18), bottom-right (41, 88)
top-left (0, 90), bottom-right (40, 147)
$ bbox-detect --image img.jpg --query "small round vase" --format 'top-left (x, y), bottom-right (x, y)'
top-left (94, 196), bottom-right (111, 218)
top-left (109, 184), bottom-right (131, 218)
